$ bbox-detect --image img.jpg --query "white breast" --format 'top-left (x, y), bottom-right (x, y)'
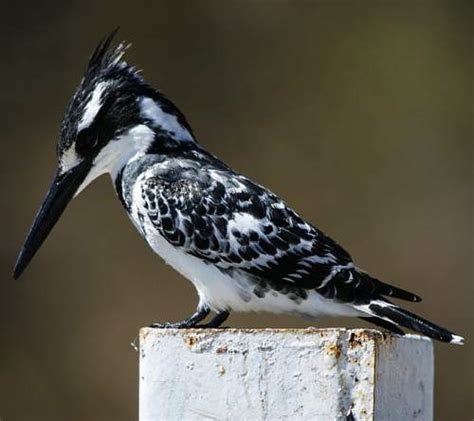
top-left (128, 175), bottom-right (361, 318)
top-left (134, 215), bottom-right (359, 319)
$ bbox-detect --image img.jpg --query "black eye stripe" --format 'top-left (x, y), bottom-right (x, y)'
top-left (75, 126), bottom-right (99, 155)
top-left (74, 93), bottom-right (112, 153)
top-left (77, 126), bottom-right (97, 142)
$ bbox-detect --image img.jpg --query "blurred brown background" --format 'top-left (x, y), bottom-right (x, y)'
top-left (0, 1), bottom-right (471, 420)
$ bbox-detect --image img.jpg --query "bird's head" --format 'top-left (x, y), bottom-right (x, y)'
top-left (14, 30), bottom-right (195, 279)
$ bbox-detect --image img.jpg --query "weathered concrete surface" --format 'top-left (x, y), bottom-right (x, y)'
top-left (139, 328), bottom-right (433, 421)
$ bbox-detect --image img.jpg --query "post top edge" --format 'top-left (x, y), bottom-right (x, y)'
top-left (138, 327), bottom-right (432, 343)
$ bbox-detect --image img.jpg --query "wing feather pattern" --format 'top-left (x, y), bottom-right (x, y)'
top-left (139, 165), bottom-right (419, 305)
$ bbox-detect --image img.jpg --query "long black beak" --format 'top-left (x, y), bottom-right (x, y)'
top-left (13, 160), bottom-right (92, 279)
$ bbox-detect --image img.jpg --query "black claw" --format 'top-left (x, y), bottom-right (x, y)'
top-left (149, 307), bottom-right (211, 329)
top-left (150, 322), bottom-right (184, 329)
top-left (149, 309), bottom-right (230, 330)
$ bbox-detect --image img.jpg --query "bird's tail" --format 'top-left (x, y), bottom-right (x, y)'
top-left (358, 300), bottom-right (464, 345)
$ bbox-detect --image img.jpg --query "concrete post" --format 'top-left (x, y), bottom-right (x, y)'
top-left (139, 328), bottom-right (433, 420)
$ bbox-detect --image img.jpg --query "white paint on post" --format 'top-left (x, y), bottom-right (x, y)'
top-left (139, 328), bottom-right (433, 420)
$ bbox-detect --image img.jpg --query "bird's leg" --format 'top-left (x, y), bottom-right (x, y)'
top-left (150, 307), bottom-right (210, 329)
top-left (196, 310), bottom-right (230, 328)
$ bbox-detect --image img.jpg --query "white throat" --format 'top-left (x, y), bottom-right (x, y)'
top-left (69, 95), bottom-right (196, 197)
top-left (75, 124), bottom-right (155, 196)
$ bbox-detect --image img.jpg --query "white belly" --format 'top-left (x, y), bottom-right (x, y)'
top-left (141, 221), bottom-right (360, 318)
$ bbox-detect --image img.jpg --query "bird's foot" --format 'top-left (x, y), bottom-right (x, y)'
top-left (149, 309), bottom-right (230, 329)
top-left (149, 307), bottom-right (211, 329)
top-left (150, 321), bottom-right (194, 329)
top-left (195, 310), bottom-right (230, 328)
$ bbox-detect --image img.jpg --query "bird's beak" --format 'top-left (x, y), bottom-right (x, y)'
top-left (13, 159), bottom-right (92, 279)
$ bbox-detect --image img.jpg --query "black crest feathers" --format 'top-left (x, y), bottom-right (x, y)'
top-left (85, 28), bottom-right (128, 77)
top-left (58, 28), bottom-right (139, 154)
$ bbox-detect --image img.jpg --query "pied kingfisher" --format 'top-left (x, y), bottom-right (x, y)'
top-left (14, 31), bottom-right (463, 344)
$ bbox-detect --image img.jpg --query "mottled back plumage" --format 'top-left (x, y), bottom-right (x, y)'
top-left (122, 149), bottom-right (420, 306)
top-left (15, 31), bottom-right (463, 345)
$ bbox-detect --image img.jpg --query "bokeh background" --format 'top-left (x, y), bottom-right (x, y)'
top-left (0, 1), bottom-right (471, 419)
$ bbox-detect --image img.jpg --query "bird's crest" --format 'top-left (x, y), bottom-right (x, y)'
top-left (58, 29), bottom-right (143, 155)
top-left (84, 28), bottom-right (130, 80)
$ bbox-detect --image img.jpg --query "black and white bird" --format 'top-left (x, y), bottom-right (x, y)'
top-left (14, 32), bottom-right (463, 344)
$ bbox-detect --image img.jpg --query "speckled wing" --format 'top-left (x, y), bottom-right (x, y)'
top-left (139, 168), bottom-right (419, 305)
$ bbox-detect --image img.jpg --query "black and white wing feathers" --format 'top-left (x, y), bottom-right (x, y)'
top-left (139, 165), bottom-right (419, 306)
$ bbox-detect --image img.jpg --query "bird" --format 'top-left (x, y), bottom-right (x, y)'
top-left (14, 31), bottom-right (463, 344)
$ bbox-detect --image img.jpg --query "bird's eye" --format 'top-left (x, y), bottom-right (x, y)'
top-left (75, 127), bottom-right (98, 156)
